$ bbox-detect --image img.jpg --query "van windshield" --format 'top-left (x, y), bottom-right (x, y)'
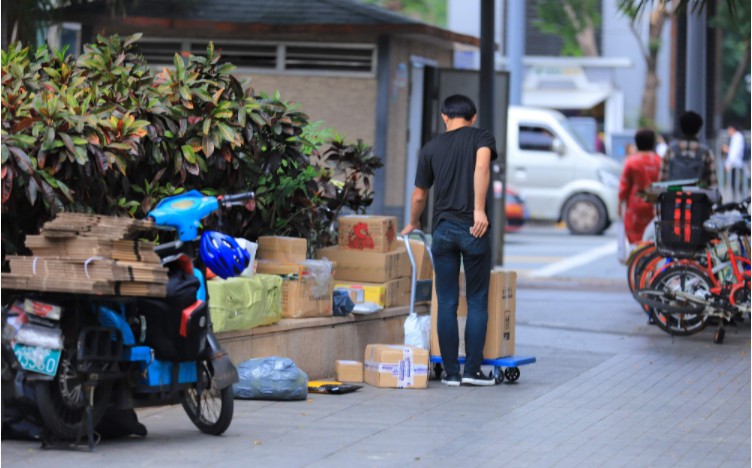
top-left (555, 115), bottom-right (590, 153)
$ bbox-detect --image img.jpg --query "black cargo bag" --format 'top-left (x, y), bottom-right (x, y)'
top-left (655, 191), bottom-right (713, 257)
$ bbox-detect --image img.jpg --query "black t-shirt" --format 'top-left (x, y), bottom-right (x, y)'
top-left (415, 126), bottom-right (497, 228)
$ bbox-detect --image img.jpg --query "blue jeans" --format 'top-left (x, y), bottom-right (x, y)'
top-left (431, 220), bottom-right (491, 377)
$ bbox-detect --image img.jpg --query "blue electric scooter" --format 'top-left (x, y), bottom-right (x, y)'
top-left (5, 190), bottom-right (254, 448)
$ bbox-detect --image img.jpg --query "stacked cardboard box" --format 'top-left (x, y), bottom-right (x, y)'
top-left (430, 270), bottom-right (516, 359)
top-left (2, 213), bottom-right (167, 297)
top-left (316, 215), bottom-right (432, 309)
top-left (254, 236), bottom-right (334, 318)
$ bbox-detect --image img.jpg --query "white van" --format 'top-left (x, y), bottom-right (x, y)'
top-left (507, 106), bottom-right (621, 235)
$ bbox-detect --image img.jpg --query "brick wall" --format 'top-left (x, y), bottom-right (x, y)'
top-left (239, 74), bottom-right (377, 145)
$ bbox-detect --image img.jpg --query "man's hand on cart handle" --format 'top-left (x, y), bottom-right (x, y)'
top-left (401, 223), bottom-right (420, 236)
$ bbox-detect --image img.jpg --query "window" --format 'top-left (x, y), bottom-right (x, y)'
top-left (139, 38), bottom-right (376, 76)
top-left (138, 40), bottom-right (185, 64)
top-left (519, 125), bottom-right (557, 152)
top-left (194, 43), bottom-right (277, 69)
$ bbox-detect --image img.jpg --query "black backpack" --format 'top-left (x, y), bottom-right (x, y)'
top-left (667, 142), bottom-right (706, 181)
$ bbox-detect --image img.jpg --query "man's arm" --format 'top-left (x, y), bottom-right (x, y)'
top-left (401, 187), bottom-right (429, 235)
top-left (471, 147), bottom-right (492, 238)
top-left (658, 149), bottom-right (672, 182)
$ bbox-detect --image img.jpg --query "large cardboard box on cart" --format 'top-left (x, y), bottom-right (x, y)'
top-left (430, 270), bottom-right (516, 359)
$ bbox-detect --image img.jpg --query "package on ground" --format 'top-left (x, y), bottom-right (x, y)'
top-left (257, 236), bottom-right (307, 262)
top-left (207, 274), bottom-right (283, 333)
top-left (406, 239), bottom-right (433, 281)
top-left (364, 344), bottom-right (429, 389)
top-left (316, 246), bottom-right (410, 283)
top-left (430, 270), bottom-right (516, 359)
top-left (338, 215), bottom-right (397, 253)
top-left (233, 356), bottom-right (308, 401)
top-left (334, 278), bottom-right (410, 308)
top-left (335, 360), bottom-right (364, 383)
top-left (256, 259), bottom-right (334, 318)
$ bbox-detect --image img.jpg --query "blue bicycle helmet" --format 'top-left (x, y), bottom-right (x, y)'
top-left (199, 231), bottom-right (250, 279)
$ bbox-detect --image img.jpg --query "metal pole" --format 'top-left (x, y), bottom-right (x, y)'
top-left (480, 0), bottom-right (500, 266)
top-left (506, 0), bottom-right (525, 106)
top-left (685, 8), bottom-right (707, 142)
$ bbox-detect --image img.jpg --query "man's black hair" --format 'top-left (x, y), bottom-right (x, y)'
top-left (634, 128), bottom-right (656, 152)
top-left (441, 95), bottom-right (477, 121)
top-left (679, 111), bottom-right (703, 136)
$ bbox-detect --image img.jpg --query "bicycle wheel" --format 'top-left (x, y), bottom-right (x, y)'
top-left (181, 360), bottom-right (234, 436)
top-left (627, 243), bottom-right (656, 294)
top-left (648, 264), bottom-right (712, 336)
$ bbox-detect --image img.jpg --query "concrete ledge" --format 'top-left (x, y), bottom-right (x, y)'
top-left (217, 304), bottom-right (429, 379)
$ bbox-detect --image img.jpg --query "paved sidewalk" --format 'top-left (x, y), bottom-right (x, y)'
top-left (3, 285), bottom-right (750, 467)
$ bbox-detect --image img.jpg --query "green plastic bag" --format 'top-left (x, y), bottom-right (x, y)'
top-left (208, 274), bottom-right (282, 333)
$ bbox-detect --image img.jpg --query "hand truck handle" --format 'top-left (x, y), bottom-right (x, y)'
top-left (403, 230), bottom-right (434, 315)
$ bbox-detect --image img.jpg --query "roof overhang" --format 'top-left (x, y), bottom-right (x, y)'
top-left (56, 13), bottom-right (480, 47)
top-left (522, 88), bottom-right (613, 110)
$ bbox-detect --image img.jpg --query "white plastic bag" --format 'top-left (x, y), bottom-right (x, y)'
top-left (235, 238), bottom-right (258, 278)
top-left (616, 221), bottom-right (629, 264)
top-left (404, 313), bottom-right (430, 350)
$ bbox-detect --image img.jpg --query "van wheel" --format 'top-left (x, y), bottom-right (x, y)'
top-left (563, 194), bottom-right (608, 235)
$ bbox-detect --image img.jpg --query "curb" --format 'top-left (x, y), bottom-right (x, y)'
top-left (517, 276), bottom-right (627, 292)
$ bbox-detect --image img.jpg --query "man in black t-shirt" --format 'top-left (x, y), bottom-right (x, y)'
top-left (402, 95), bottom-right (497, 387)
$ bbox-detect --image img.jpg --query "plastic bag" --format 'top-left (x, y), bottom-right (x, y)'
top-left (332, 289), bottom-right (355, 317)
top-left (616, 220), bottom-right (629, 264)
top-left (232, 357), bottom-right (308, 401)
top-left (302, 259), bottom-right (333, 297)
top-left (404, 313), bottom-right (430, 350)
top-left (235, 239), bottom-right (258, 278)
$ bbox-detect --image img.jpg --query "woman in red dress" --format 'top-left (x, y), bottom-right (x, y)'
top-left (618, 129), bottom-right (662, 244)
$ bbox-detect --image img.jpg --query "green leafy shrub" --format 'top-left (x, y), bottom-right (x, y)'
top-left (1, 34), bottom-right (381, 260)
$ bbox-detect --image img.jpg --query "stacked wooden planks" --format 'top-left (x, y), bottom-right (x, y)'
top-left (3, 213), bottom-right (168, 297)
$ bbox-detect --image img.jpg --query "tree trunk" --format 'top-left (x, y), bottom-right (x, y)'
top-left (639, 5), bottom-right (670, 126)
top-left (721, 36), bottom-right (751, 112)
top-left (562, 1), bottom-right (600, 56)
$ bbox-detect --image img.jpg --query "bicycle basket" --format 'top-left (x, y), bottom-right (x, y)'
top-left (654, 191), bottom-right (713, 257)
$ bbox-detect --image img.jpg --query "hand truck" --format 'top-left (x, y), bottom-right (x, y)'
top-left (403, 231), bottom-right (536, 385)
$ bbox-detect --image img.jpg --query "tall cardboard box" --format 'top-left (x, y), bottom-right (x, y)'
top-left (316, 246), bottom-right (410, 283)
top-left (364, 344), bottom-right (429, 389)
top-left (335, 278), bottom-right (410, 308)
top-left (430, 270), bottom-right (516, 359)
top-left (336, 360), bottom-right (364, 383)
top-left (257, 236), bottom-right (307, 262)
top-left (338, 216), bottom-right (397, 253)
top-left (407, 239), bottom-right (433, 281)
top-left (256, 259), bottom-right (334, 318)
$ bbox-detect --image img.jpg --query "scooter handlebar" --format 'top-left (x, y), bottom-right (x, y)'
top-left (219, 191), bottom-right (255, 207)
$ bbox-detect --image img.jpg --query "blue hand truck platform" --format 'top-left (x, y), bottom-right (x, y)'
top-left (403, 231), bottom-right (537, 386)
top-left (428, 355), bottom-right (536, 384)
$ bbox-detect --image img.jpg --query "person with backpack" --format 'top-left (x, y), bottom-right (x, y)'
top-left (659, 111), bottom-right (718, 188)
top-left (722, 124), bottom-right (745, 200)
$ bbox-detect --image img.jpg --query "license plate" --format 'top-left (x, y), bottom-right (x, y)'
top-left (13, 343), bottom-right (62, 377)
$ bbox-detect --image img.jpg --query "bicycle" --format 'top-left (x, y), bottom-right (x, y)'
top-left (636, 194), bottom-right (750, 343)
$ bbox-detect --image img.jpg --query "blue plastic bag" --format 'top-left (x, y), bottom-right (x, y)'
top-left (232, 357), bottom-right (308, 401)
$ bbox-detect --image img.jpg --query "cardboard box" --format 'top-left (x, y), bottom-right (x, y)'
top-left (338, 216), bottom-right (397, 253)
top-left (316, 246), bottom-right (410, 283)
top-left (407, 239), bottom-right (433, 281)
top-left (364, 344), bottom-right (428, 389)
top-left (257, 236), bottom-right (307, 262)
top-left (256, 259), bottom-right (334, 318)
top-left (336, 360), bottom-right (364, 383)
top-left (335, 278), bottom-right (410, 308)
top-left (430, 270), bottom-right (516, 359)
